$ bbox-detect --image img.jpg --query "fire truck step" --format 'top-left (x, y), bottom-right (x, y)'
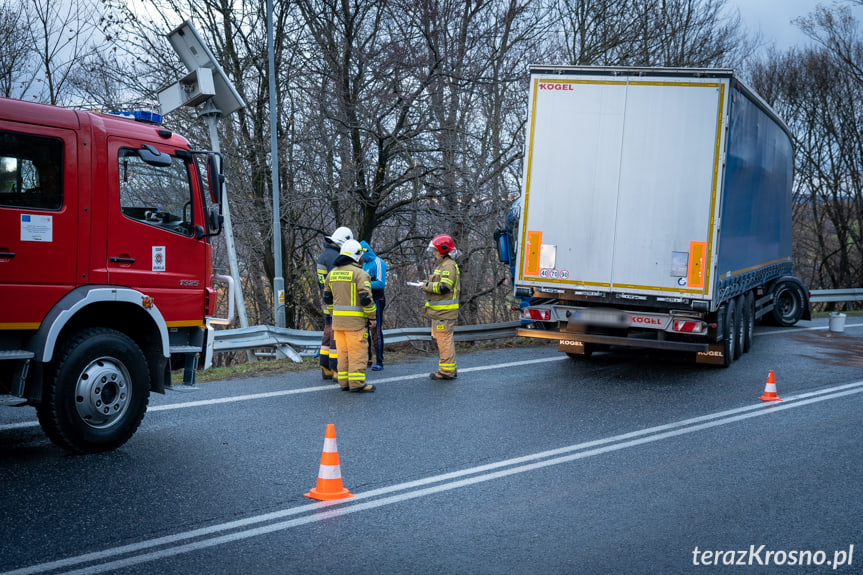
top-left (0, 350), bottom-right (35, 360)
top-left (169, 345), bottom-right (201, 354)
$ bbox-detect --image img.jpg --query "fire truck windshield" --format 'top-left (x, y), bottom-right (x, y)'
top-left (118, 148), bottom-right (194, 236)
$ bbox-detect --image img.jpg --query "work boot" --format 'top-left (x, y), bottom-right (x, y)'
top-left (429, 371), bottom-right (456, 380)
top-left (350, 383), bottom-right (376, 393)
top-left (321, 366), bottom-right (333, 380)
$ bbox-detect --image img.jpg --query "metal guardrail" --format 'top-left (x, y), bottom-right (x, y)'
top-left (212, 320), bottom-right (523, 361)
top-left (809, 288), bottom-right (863, 303)
top-left (211, 288), bottom-right (861, 362)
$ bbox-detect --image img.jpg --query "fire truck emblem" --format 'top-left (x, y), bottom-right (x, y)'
top-left (152, 246), bottom-right (166, 271)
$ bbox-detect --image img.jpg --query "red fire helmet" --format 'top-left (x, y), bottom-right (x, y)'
top-left (428, 234), bottom-right (455, 256)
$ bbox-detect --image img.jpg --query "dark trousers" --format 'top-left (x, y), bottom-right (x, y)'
top-left (367, 296), bottom-right (385, 365)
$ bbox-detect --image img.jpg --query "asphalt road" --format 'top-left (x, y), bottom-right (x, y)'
top-left (1, 318), bottom-right (862, 574)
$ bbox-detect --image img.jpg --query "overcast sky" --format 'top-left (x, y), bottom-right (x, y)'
top-left (727, 0), bottom-right (862, 51)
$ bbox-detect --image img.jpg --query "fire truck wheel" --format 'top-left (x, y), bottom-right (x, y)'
top-left (38, 327), bottom-right (150, 453)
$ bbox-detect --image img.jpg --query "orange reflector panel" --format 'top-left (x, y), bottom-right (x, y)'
top-left (524, 230), bottom-right (542, 276)
top-left (687, 241), bottom-right (707, 289)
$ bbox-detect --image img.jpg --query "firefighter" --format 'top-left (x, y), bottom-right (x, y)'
top-left (414, 234), bottom-right (460, 380)
top-left (324, 239), bottom-right (378, 393)
top-left (316, 226), bottom-right (353, 381)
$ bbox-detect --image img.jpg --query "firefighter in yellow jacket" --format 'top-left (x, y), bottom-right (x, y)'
top-left (417, 234), bottom-right (460, 380)
top-left (324, 240), bottom-right (378, 393)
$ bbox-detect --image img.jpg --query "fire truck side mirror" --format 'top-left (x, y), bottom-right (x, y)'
top-left (207, 205), bottom-right (223, 235)
top-left (207, 152), bottom-right (223, 205)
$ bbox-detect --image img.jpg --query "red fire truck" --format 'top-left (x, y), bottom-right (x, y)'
top-left (0, 97), bottom-right (231, 452)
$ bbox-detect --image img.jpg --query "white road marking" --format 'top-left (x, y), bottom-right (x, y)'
top-left (1, 323), bottom-right (861, 431)
top-left (5, 380), bottom-right (863, 575)
top-left (0, 356), bottom-right (567, 429)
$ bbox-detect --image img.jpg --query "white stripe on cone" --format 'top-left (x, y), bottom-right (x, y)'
top-left (317, 464), bottom-right (342, 480)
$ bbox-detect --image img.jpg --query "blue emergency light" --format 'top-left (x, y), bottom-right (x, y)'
top-left (107, 110), bottom-right (163, 124)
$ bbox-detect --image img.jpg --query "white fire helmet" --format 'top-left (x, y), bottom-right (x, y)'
top-left (339, 239), bottom-right (365, 262)
top-left (326, 226), bottom-right (354, 246)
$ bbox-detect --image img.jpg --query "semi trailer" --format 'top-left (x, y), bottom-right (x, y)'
top-left (499, 66), bottom-right (809, 366)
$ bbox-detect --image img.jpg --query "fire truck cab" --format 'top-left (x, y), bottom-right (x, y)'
top-left (0, 97), bottom-right (229, 452)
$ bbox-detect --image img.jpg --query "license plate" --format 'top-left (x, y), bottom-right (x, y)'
top-left (571, 309), bottom-right (629, 328)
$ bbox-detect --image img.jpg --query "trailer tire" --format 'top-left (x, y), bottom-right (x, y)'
top-left (721, 300), bottom-right (737, 367)
top-left (742, 291), bottom-right (755, 353)
top-left (770, 281), bottom-right (806, 327)
top-left (733, 295), bottom-right (746, 359)
top-left (37, 327), bottom-right (150, 453)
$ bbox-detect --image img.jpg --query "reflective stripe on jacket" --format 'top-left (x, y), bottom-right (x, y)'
top-left (422, 256), bottom-right (459, 321)
top-left (325, 263), bottom-right (376, 331)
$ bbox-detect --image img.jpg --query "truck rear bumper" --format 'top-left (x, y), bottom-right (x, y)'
top-left (515, 327), bottom-right (710, 353)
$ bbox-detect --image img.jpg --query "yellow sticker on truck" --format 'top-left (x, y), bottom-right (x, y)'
top-left (687, 241), bottom-right (707, 289)
top-left (524, 230), bottom-right (542, 276)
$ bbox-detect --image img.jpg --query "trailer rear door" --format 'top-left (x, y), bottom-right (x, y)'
top-left (518, 72), bottom-right (729, 300)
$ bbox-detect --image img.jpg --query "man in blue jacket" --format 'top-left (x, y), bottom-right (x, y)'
top-left (360, 240), bottom-right (387, 370)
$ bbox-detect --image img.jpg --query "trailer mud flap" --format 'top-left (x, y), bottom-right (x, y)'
top-left (695, 343), bottom-right (726, 365)
top-left (559, 338), bottom-right (588, 355)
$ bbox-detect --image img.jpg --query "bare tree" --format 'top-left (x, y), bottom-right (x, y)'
top-left (553, 0), bottom-right (752, 68)
top-left (0, 0), bottom-right (31, 98)
top-left (554, 0), bottom-right (644, 64)
top-left (797, 2), bottom-right (863, 86)
top-left (23, 0), bottom-right (104, 105)
top-left (751, 36), bottom-right (863, 302)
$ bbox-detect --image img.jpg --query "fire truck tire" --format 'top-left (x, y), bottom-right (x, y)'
top-left (720, 300), bottom-right (737, 367)
top-left (742, 291), bottom-right (755, 353)
top-left (37, 327), bottom-right (150, 453)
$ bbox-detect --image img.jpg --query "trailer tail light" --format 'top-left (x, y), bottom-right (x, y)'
top-left (673, 319), bottom-right (705, 333)
top-left (525, 308), bottom-right (550, 321)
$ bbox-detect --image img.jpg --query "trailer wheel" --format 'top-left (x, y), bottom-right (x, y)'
top-left (37, 327), bottom-right (150, 453)
top-left (742, 291), bottom-right (755, 353)
top-left (770, 281), bottom-right (806, 326)
top-left (733, 295), bottom-right (746, 359)
top-left (721, 300), bottom-right (737, 367)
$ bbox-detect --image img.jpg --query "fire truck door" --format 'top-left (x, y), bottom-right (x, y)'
top-left (105, 139), bottom-right (207, 326)
top-left (0, 124), bottom-right (77, 328)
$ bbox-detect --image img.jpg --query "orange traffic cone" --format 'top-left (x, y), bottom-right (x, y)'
top-left (304, 424), bottom-right (354, 501)
top-left (759, 370), bottom-right (783, 402)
